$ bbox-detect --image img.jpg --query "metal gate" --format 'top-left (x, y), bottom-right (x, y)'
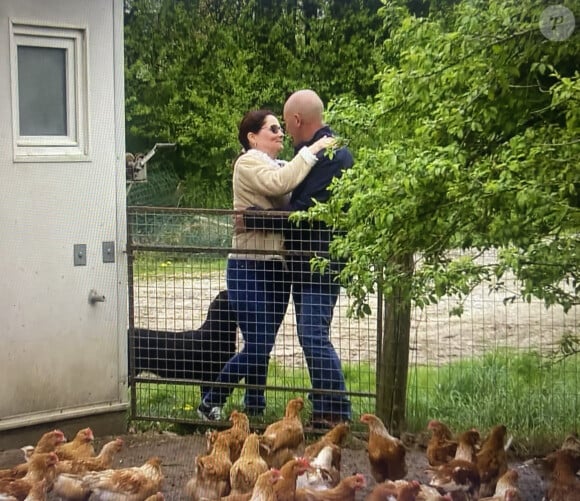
top-left (127, 206), bottom-right (379, 430)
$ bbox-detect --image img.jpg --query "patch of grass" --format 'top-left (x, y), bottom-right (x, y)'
top-left (406, 350), bottom-right (579, 455)
top-left (132, 254), bottom-right (227, 280)
top-left (131, 360), bottom-right (377, 432)
top-left (131, 351), bottom-right (578, 452)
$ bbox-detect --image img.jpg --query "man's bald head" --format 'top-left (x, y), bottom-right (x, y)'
top-left (283, 89), bottom-right (325, 145)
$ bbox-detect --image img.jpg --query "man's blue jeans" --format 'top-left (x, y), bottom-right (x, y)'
top-left (293, 278), bottom-right (351, 420)
top-left (202, 258), bottom-right (290, 411)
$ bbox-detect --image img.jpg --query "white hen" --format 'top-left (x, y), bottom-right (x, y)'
top-left (295, 444), bottom-right (340, 491)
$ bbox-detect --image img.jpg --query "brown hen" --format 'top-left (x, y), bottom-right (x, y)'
top-left (0, 452), bottom-right (59, 501)
top-left (427, 420), bottom-right (458, 466)
top-left (249, 468), bottom-right (283, 501)
top-left (360, 413), bottom-right (407, 482)
top-left (56, 437), bottom-right (124, 475)
top-left (543, 448), bottom-right (580, 501)
top-left (260, 398), bottom-right (305, 469)
top-left (453, 430), bottom-right (480, 463)
top-left (304, 423), bottom-right (349, 461)
top-left (207, 411), bottom-right (251, 464)
top-left (80, 456), bottom-right (164, 501)
top-left (0, 430), bottom-right (66, 481)
top-left (273, 457), bottom-right (310, 501)
top-left (427, 439), bottom-right (480, 500)
top-left (478, 468), bottom-right (522, 501)
top-left (185, 434), bottom-right (232, 501)
top-left (230, 433), bottom-right (269, 495)
top-left (56, 428), bottom-right (95, 461)
top-left (476, 425), bottom-right (509, 497)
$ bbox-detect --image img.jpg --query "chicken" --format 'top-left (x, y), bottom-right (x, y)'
top-left (425, 428), bottom-right (481, 499)
top-left (453, 430), bottom-right (480, 463)
top-left (427, 420), bottom-right (458, 466)
top-left (478, 468), bottom-right (521, 501)
top-left (206, 429), bottom-right (219, 454)
top-left (296, 444), bottom-right (341, 491)
top-left (273, 457), bottom-right (310, 501)
top-left (559, 434), bottom-right (580, 477)
top-left (20, 447), bottom-right (35, 463)
top-left (476, 425), bottom-right (509, 497)
top-left (80, 456), bottom-right (164, 501)
top-left (143, 494), bottom-right (165, 501)
top-left (417, 483), bottom-right (454, 501)
top-left (184, 434), bottom-right (232, 501)
top-left (303, 423), bottom-right (349, 460)
top-left (229, 433), bottom-right (269, 495)
top-left (560, 433), bottom-right (580, 455)
top-left (0, 453), bottom-right (58, 501)
top-left (220, 492), bottom-right (252, 501)
top-left (32, 430), bottom-right (68, 454)
top-left (249, 468), bottom-right (283, 501)
top-left (56, 428), bottom-right (95, 461)
top-left (22, 479), bottom-right (48, 501)
top-left (360, 413), bottom-right (407, 482)
top-left (221, 411), bottom-right (252, 463)
top-left (365, 479), bottom-right (430, 501)
top-left (294, 473), bottom-right (366, 501)
top-left (56, 437), bottom-right (124, 475)
top-left (479, 488), bottom-right (521, 501)
top-left (0, 430), bottom-right (66, 481)
top-left (543, 448), bottom-right (580, 501)
top-left (51, 438), bottom-right (125, 500)
top-left (260, 397), bottom-right (305, 469)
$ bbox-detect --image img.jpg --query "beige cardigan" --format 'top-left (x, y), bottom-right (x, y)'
top-left (230, 147), bottom-right (317, 260)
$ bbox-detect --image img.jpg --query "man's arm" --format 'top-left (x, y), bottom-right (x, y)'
top-left (288, 148), bottom-right (354, 210)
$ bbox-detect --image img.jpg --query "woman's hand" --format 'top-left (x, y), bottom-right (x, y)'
top-left (308, 135), bottom-right (337, 155)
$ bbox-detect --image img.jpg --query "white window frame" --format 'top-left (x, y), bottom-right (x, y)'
top-left (10, 22), bottom-right (89, 162)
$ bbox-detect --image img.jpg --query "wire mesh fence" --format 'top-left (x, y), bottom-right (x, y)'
top-left (406, 249), bottom-right (579, 448)
top-left (127, 206), bottom-right (579, 444)
top-left (127, 206), bottom-right (377, 431)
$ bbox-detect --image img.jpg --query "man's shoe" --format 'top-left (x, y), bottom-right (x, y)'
top-left (197, 401), bottom-right (222, 421)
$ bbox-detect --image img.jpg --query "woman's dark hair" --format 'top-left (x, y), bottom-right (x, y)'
top-left (238, 109), bottom-right (275, 151)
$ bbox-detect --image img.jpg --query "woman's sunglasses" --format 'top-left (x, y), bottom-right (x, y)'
top-left (262, 124), bottom-right (284, 134)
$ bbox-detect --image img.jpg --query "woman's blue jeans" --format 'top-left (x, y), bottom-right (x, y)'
top-left (202, 258), bottom-right (290, 411)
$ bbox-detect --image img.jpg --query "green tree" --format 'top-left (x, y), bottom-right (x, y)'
top-left (305, 0), bottom-right (579, 314)
top-left (123, 0), bottom-right (385, 206)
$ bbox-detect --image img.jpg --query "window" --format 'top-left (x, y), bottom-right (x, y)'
top-left (10, 22), bottom-right (89, 161)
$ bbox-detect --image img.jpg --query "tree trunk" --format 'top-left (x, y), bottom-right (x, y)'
top-left (376, 253), bottom-right (413, 434)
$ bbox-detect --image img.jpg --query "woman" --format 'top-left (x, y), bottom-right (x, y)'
top-left (197, 109), bottom-right (334, 420)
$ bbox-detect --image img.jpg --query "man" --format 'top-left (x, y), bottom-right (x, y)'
top-left (246, 89), bottom-right (353, 425)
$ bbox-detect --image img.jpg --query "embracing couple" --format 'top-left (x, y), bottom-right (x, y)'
top-left (197, 89), bottom-right (353, 428)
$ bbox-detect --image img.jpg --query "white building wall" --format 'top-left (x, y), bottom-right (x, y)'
top-left (0, 0), bottom-right (128, 428)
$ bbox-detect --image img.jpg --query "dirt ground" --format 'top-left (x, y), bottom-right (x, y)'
top-left (134, 271), bottom-right (579, 370)
top-left (0, 428), bottom-right (549, 500)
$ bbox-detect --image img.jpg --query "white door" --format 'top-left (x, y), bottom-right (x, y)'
top-left (0, 0), bottom-right (128, 428)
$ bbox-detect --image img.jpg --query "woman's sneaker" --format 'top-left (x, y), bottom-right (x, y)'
top-left (197, 401), bottom-right (222, 421)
